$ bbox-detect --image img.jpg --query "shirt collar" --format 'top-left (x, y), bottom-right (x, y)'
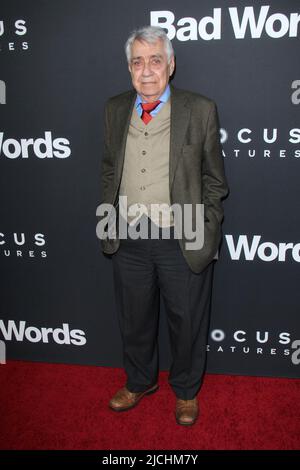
top-left (135, 84), bottom-right (170, 109)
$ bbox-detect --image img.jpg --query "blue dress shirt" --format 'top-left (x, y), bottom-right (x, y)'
top-left (135, 84), bottom-right (171, 118)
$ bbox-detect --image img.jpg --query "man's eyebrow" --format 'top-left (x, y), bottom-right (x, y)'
top-left (149, 54), bottom-right (164, 59)
top-left (131, 53), bottom-right (164, 61)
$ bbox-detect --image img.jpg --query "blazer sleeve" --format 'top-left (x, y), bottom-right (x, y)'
top-left (202, 101), bottom-right (229, 226)
top-left (100, 100), bottom-right (115, 205)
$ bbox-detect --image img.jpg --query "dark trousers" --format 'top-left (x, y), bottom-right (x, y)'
top-left (111, 216), bottom-right (214, 400)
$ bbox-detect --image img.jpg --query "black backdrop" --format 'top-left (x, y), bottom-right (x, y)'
top-left (1, 0), bottom-right (299, 377)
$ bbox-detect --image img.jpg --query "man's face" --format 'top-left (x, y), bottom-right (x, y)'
top-left (128, 39), bottom-right (174, 103)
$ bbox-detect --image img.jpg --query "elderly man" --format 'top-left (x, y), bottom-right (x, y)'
top-left (99, 26), bottom-right (228, 425)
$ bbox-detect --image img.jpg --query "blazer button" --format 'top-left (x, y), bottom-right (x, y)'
top-left (142, 150), bottom-right (147, 155)
top-left (141, 168), bottom-right (146, 173)
top-left (140, 186), bottom-right (146, 191)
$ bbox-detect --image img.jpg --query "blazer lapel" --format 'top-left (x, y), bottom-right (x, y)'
top-left (115, 90), bottom-right (136, 185)
top-left (169, 85), bottom-right (191, 189)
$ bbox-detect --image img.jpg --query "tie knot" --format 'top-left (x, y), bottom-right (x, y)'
top-left (141, 100), bottom-right (161, 113)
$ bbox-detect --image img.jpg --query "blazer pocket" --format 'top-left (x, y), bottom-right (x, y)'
top-left (182, 144), bottom-right (198, 152)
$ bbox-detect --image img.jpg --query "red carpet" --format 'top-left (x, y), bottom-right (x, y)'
top-left (0, 361), bottom-right (299, 450)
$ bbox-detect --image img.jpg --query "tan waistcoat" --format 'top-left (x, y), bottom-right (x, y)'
top-left (119, 98), bottom-right (174, 227)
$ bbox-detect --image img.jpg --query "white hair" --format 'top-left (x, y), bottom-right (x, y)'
top-left (125, 26), bottom-right (174, 64)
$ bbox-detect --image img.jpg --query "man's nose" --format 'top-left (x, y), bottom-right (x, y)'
top-left (142, 61), bottom-right (153, 76)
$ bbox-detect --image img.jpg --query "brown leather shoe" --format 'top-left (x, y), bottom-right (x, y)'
top-left (109, 383), bottom-right (159, 412)
top-left (175, 397), bottom-right (199, 425)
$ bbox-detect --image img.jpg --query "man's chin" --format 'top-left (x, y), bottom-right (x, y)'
top-left (139, 90), bottom-right (160, 101)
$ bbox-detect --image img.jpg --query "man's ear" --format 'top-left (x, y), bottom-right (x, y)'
top-left (169, 56), bottom-right (175, 76)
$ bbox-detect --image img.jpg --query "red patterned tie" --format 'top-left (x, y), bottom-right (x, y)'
top-left (141, 100), bottom-right (161, 124)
